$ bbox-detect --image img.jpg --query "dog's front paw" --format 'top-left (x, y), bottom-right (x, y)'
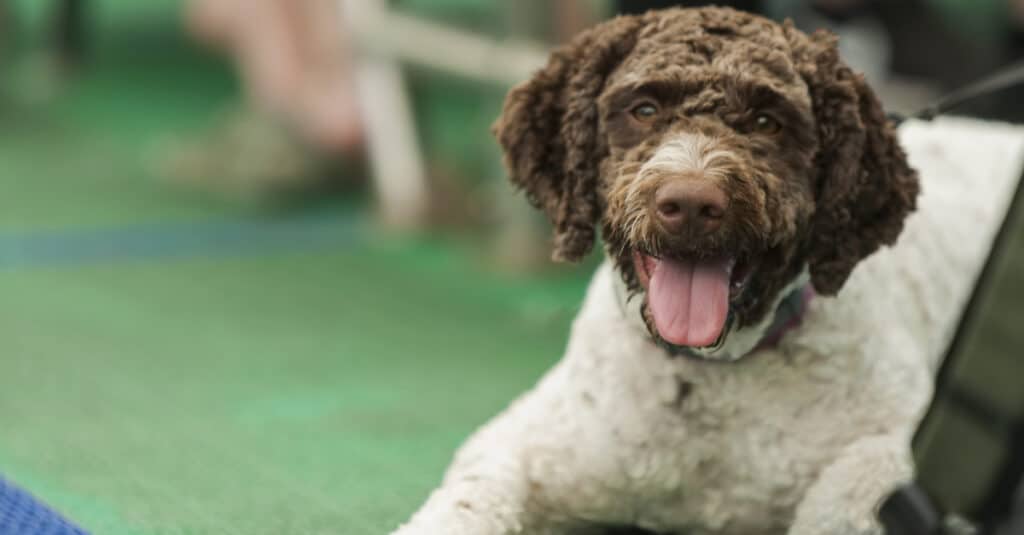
top-left (789, 435), bottom-right (913, 535)
top-left (391, 484), bottom-right (532, 535)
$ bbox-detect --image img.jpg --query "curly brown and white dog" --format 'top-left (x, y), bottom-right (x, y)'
top-left (394, 7), bottom-right (1023, 535)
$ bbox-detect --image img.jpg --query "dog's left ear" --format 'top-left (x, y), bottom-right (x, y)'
top-left (792, 28), bottom-right (921, 295)
top-left (494, 15), bottom-right (645, 263)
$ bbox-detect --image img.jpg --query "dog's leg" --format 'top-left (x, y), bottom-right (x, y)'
top-left (787, 433), bottom-right (914, 535)
top-left (391, 464), bottom-right (542, 535)
top-left (392, 397), bottom-right (556, 535)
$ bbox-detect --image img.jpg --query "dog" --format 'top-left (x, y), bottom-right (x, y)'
top-left (393, 7), bottom-right (1021, 534)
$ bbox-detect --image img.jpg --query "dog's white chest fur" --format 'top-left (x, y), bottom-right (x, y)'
top-left (394, 120), bottom-right (1024, 534)
top-left (507, 262), bottom-right (926, 532)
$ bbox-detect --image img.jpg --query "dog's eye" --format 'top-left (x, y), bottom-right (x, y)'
top-left (753, 114), bottom-right (782, 134)
top-left (630, 102), bottom-right (660, 122)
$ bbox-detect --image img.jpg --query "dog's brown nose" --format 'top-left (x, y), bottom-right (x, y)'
top-left (653, 179), bottom-right (727, 235)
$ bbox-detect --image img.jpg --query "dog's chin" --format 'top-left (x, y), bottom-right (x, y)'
top-left (632, 250), bottom-right (755, 352)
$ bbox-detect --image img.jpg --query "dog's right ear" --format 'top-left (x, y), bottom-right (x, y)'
top-left (494, 15), bottom-right (645, 263)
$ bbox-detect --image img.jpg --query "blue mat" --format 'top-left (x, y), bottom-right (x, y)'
top-left (0, 478), bottom-right (87, 535)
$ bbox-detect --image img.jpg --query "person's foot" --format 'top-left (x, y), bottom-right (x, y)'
top-left (185, 0), bottom-right (365, 156)
top-left (184, 0), bottom-right (244, 49)
top-left (154, 106), bottom-right (354, 201)
top-left (297, 77), bottom-right (364, 153)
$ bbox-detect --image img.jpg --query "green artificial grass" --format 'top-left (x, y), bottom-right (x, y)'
top-left (0, 243), bottom-right (586, 534)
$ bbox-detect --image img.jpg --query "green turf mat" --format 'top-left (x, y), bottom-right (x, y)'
top-left (0, 239), bottom-right (586, 534)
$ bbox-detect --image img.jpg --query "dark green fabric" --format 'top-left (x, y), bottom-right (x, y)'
top-left (915, 180), bottom-right (1024, 515)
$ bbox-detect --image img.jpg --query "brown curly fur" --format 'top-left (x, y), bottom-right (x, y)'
top-left (495, 7), bottom-right (919, 336)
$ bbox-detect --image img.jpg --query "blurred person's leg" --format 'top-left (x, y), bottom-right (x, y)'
top-left (295, 0), bottom-right (363, 152)
top-left (164, 0), bottom-right (365, 199)
top-left (185, 0), bottom-right (363, 152)
top-left (53, 0), bottom-right (88, 69)
top-left (0, 0), bottom-right (9, 59)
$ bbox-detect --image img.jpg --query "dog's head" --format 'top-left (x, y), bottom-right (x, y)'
top-left (495, 7), bottom-right (919, 357)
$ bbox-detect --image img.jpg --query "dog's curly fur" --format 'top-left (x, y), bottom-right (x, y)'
top-left (392, 7), bottom-right (1021, 535)
top-left (496, 7), bottom-right (918, 338)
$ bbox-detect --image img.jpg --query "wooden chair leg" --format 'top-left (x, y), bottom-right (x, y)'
top-left (338, 0), bottom-right (430, 229)
top-left (352, 56), bottom-right (431, 229)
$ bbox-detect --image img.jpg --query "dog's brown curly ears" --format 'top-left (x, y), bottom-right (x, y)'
top-left (494, 15), bottom-right (645, 263)
top-left (793, 28), bottom-right (921, 295)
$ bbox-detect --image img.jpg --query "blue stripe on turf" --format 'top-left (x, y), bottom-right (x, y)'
top-left (0, 477), bottom-right (88, 535)
top-left (0, 212), bottom-right (366, 270)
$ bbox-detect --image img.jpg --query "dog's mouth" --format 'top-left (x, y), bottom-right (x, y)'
top-left (633, 251), bottom-right (755, 348)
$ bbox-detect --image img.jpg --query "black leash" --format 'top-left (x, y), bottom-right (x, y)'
top-left (888, 60), bottom-right (1024, 125)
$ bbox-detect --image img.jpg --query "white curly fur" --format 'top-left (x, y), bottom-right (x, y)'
top-left (393, 118), bottom-right (1024, 534)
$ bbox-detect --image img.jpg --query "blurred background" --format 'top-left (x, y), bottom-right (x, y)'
top-left (0, 1), bottom-right (1022, 533)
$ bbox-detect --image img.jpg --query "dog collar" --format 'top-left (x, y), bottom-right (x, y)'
top-left (613, 270), bottom-right (814, 361)
top-left (751, 283), bottom-right (815, 351)
top-left (670, 283), bottom-right (813, 360)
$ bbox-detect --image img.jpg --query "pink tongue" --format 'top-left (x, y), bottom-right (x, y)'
top-left (648, 257), bottom-right (732, 347)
